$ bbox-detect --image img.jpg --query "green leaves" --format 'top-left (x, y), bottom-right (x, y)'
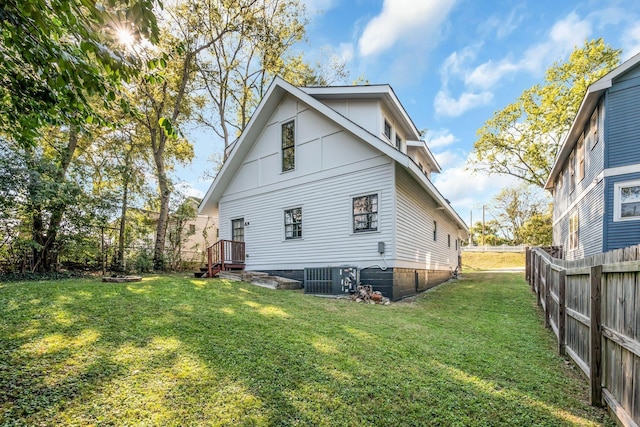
top-left (469, 39), bottom-right (621, 188)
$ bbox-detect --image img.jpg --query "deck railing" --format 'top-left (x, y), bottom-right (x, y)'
top-left (206, 240), bottom-right (245, 277)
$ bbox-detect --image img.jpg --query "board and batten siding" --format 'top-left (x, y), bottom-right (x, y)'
top-left (606, 76), bottom-right (640, 169)
top-left (394, 166), bottom-right (461, 270)
top-left (218, 94), bottom-right (395, 270)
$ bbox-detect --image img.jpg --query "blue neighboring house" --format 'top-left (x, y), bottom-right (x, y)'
top-left (546, 51), bottom-right (640, 260)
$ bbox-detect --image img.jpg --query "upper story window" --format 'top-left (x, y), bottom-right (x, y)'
top-left (614, 180), bottom-right (640, 221)
top-left (284, 207), bottom-right (302, 239)
top-left (189, 224), bottom-right (196, 234)
top-left (282, 120), bottom-right (295, 172)
top-left (433, 220), bottom-right (437, 241)
top-left (353, 194), bottom-right (378, 232)
top-left (395, 134), bottom-right (401, 149)
top-left (588, 107), bottom-right (599, 150)
top-left (569, 151), bottom-right (576, 193)
top-left (384, 120), bottom-right (391, 140)
top-left (448, 234), bottom-right (451, 247)
top-left (557, 170), bottom-right (563, 191)
top-left (576, 134), bottom-right (585, 183)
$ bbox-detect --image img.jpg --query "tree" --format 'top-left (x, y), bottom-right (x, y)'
top-left (0, 0), bottom-right (160, 146)
top-left (194, 0), bottom-right (348, 150)
top-left (488, 184), bottom-right (551, 245)
top-left (468, 220), bottom-right (505, 246)
top-left (469, 39), bottom-right (621, 188)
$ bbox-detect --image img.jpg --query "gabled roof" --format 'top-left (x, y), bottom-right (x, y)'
top-left (199, 77), bottom-right (467, 232)
top-left (545, 51), bottom-right (640, 189)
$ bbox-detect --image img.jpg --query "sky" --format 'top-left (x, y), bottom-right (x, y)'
top-left (177, 0), bottom-right (640, 227)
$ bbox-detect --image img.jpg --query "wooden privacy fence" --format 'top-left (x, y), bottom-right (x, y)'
top-left (526, 246), bottom-right (640, 427)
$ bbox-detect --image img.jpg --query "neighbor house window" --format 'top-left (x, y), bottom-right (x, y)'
top-left (569, 151), bottom-right (576, 193)
top-left (353, 194), bottom-right (378, 232)
top-left (384, 120), bottom-right (391, 139)
top-left (577, 134), bottom-right (585, 183)
top-left (557, 170), bottom-right (563, 191)
top-left (589, 107), bottom-right (599, 150)
top-left (614, 180), bottom-right (640, 221)
top-left (284, 207), bottom-right (302, 239)
top-left (569, 214), bottom-right (579, 251)
top-left (395, 134), bottom-right (401, 149)
top-left (189, 224), bottom-right (196, 234)
top-left (448, 234), bottom-right (451, 247)
top-left (433, 221), bottom-right (437, 241)
top-left (232, 218), bottom-right (244, 242)
top-left (282, 120), bottom-right (295, 172)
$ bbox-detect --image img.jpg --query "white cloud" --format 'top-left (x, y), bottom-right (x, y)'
top-left (433, 150), bottom-right (461, 169)
top-left (426, 129), bottom-right (458, 149)
top-left (358, 0), bottom-right (458, 57)
top-left (439, 46), bottom-right (480, 87)
top-left (464, 12), bottom-right (592, 91)
top-left (433, 159), bottom-right (520, 220)
top-left (175, 181), bottom-right (205, 199)
top-left (622, 24), bottom-right (640, 59)
top-left (434, 90), bottom-right (493, 117)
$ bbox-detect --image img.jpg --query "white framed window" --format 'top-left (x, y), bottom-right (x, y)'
top-left (589, 107), bottom-right (598, 150)
top-left (557, 170), bottom-right (563, 191)
top-left (569, 151), bottom-right (576, 193)
top-left (353, 193), bottom-right (378, 233)
top-left (614, 180), bottom-right (640, 221)
top-left (284, 207), bottom-right (302, 239)
top-left (383, 120), bottom-right (392, 140)
top-left (568, 213), bottom-right (579, 251)
top-left (576, 134), bottom-right (585, 183)
top-left (395, 134), bottom-right (401, 149)
top-left (281, 120), bottom-right (295, 172)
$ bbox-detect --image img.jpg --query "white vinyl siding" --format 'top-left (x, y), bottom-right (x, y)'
top-left (395, 166), bottom-right (460, 270)
top-left (219, 162), bottom-right (393, 270)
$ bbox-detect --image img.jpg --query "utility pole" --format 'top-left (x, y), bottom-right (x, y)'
top-left (482, 205), bottom-right (485, 247)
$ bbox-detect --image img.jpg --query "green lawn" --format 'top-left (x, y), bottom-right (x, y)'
top-left (0, 273), bottom-right (613, 426)
top-left (461, 251), bottom-right (526, 271)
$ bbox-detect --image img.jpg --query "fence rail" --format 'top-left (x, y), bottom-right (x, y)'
top-left (526, 246), bottom-right (640, 427)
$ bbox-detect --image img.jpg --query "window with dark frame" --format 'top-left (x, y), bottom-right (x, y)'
top-left (448, 234), bottom-right (451, 247)
top-left (232, 218), bottom-right (244, 242)
top-left (395, 134), bottom-right (401, 149)
top-left (384, 120), bottom-right (391, 139)
top-left (353, 194), bottom-right (378, 232)
top-left (589, 107), bottom-right (599, 150)
top-left (282, 120), bottom-right (295, 172)
top-left (284, 207), bottom-right (302, 239)
top-left (433, 221), bottom-right (437, 241)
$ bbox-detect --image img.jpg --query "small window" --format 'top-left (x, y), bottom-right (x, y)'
top-left (447, 234), bottom-right (451, 247)
top-left (569, 151), bottom-right (575, 193)
top-left (282, 120), bottom-right (295, 172)
top-left (568, 214), bottom-right (579, 250)
top-left (189, 224), bottom-right (196, 233)
top-left (576, 134), bottom-right (585, 183)
top-left (455, 238), bottom-right (458, 250)
top-left (353, 194), bottom-right (378, 232)
top-left (589, 107), bottom-right (599, 150)
top-left (433, 221), bottom-right (437, 241)
top-left (284, 207), bottom-right (302, 239)
top-left (232, 218), bottom-right (245, 242)
top-left (614, 180), bottom-right (640, 221)
top-left (384, 120), bottom-right (391, 139)
top-left (395, 134), bottom-right (401, 149)
top-left (557, 170), bottom-right (563, 191)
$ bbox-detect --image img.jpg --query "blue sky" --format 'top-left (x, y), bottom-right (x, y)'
top-left (180, 0), bottom-right (640, 226)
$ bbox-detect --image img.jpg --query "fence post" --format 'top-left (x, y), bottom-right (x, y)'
top-left (558, 269), bottom-right (566, 356)
top-left (544, 263), bottom-right (551, 329)
top-left (535, 254), bottom-right (541, 306)
top-left (589, 264), bottom-right (603, 406)
top-left (207, 246), bottom-right (213, 278)
top-left (525, 247), bottom-right (530, 283)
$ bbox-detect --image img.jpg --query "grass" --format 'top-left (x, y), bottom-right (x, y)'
top-left (461, 251), bottom-right (526, 271)
top-left (0, 273), bottom-right (613, 426)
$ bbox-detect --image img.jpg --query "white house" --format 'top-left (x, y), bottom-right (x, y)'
top-left (199, 78), bottom-right (468, 300)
